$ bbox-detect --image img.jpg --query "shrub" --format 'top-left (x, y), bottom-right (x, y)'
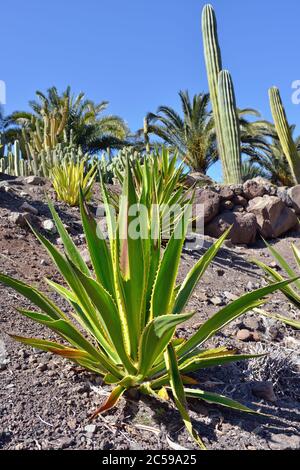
top-left (0, 161), bottom-right (292, 449)
top-left (51, 159), bottom-right (96, 206)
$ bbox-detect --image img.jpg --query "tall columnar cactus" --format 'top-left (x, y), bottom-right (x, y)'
top-left (22, 107), bottom-right (69, 157)
top-left (269, 87), bottom-right (300, 184)
top-left (143, 117), bottom-right (150, 154)
top-left (202, 4), bottom-right (242, 184)
top-left (218, 71), bottom-right (242, 184)
top-left (0, 134), bottom-right (5, 158)
top-left (202, 4), bottom-right (227, 181)
top-left (14, 140), bottom-right (21, 177)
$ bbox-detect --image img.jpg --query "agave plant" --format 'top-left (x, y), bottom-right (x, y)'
top-left (0, 162), bottom-right (292, 449)
top-left (253, 241), bottom-right (300, 329)
top-left (51, 159), bottom-right (97, 207)
top-left (112, 148), bottom-right (191, 239)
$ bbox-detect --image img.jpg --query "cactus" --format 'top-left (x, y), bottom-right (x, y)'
top-left (13, 140), bottom-right (21, 177)
top-left (0, 136), bottom-right (137, 184)
top-left (22, 107), bottom-right (69, 157)
top-left (143, 117), bottom-right (150, 154)
top-left (202, 4), bottom-right (242, 184)
top-left (202, 4), bottom-right (227, 181)
top-left (0, 158), bottom-right (5, 173)
top-left (97, 148), bottom-right (145, 184)
top-left (218, 71), bottom-right (242, 184)
top-left (269, 87), bottom-right (300, 184)
top-left (0, 134), bottom-right (5, 158)
top-left (0, 138), bottom-right (90, 179)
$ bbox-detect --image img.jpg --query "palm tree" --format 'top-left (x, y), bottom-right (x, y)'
top-left (0, 106), bottom-right (24, 157)
top-left (241, 160), bottom-right (266, 183)
top-left (246, 124), bottom-right (300, 187)
top-left (238, 109), bottom-right (273, 161)
top-left (8, 86), bottom-right (130, 154)
top-left (144, 91), bottom-right (273, 175)
top-left (144, 91), bottom-right (217, 173)
top-left (250, 138), bottom-right (293, 187)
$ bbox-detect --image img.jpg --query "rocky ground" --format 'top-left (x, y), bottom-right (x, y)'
top-left (0, 175), bottom-right (299, 451)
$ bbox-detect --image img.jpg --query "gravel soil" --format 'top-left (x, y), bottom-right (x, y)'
top-left (0, 176), bottom-right (299, 450)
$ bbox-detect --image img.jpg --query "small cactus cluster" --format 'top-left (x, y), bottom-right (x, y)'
top-left (22, 98), bottom-right (69, 157)
top-left (0, 139), bottom-right (89, 178)
top-left (0, 136), bottom-right (141, 183)
top-left (98, 147), bottom-right (145, 183)
top-left (202, 4), bottom-right (242, 184)
top-left (0, 141), bottom-right (28, 176)
top-left (0, 135), bottom-right (5, 159)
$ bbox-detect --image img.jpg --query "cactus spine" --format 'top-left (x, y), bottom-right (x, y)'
top-left (218, 71), bottom-right (242, 184)
top-left (269, 87), bottom-right (300, 184)
top-left (202, 4), bottom-right (242, 184)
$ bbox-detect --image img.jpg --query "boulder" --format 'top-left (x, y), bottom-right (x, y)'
top-left (219, 186), bottom-right (234, 200)
top-left (243, 178), bottom-right (266, 200)
top-left (277, 187), bottom-right (293, 207)
top-left (251, 176), bottom-right (273, 186)
top-left (248, 195), bottom-right (298, 238)
top-left (232, 195), bottom-right (248, 207)
top-left (184, 172), bottom-right (214, 188)
top-left (205, 211), bottom-right (257, 245)
top-left (229, 184), bottom-right (244, 196)
top-left (288, 185), bottom-right (300, 214)
top-left (221, 200), bottom-right (234, 210)
top-left (24, 176), bottom-right (45, 186)
top-left (266, 184), bottom-right (277, 196)
top-left (194, 188), bottom-right (220, 224)
top-left (232, 205), bottom-right (245, 213)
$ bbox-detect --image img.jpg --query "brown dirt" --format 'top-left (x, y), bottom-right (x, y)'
top-left (0, 175), bottom-right (299, 450)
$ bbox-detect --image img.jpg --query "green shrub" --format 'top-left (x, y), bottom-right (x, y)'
top-left (51, 159), bottom-right (96, 206)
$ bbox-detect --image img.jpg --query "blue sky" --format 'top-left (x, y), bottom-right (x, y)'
top-left (1, 0), bottom-right (300, 180)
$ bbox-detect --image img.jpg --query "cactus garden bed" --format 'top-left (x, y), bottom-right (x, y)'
top-left (0, 175), bottom-right (299, 450)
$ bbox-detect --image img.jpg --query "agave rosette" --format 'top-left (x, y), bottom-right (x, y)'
top-left (110, 148), bottom-right (192, 239)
